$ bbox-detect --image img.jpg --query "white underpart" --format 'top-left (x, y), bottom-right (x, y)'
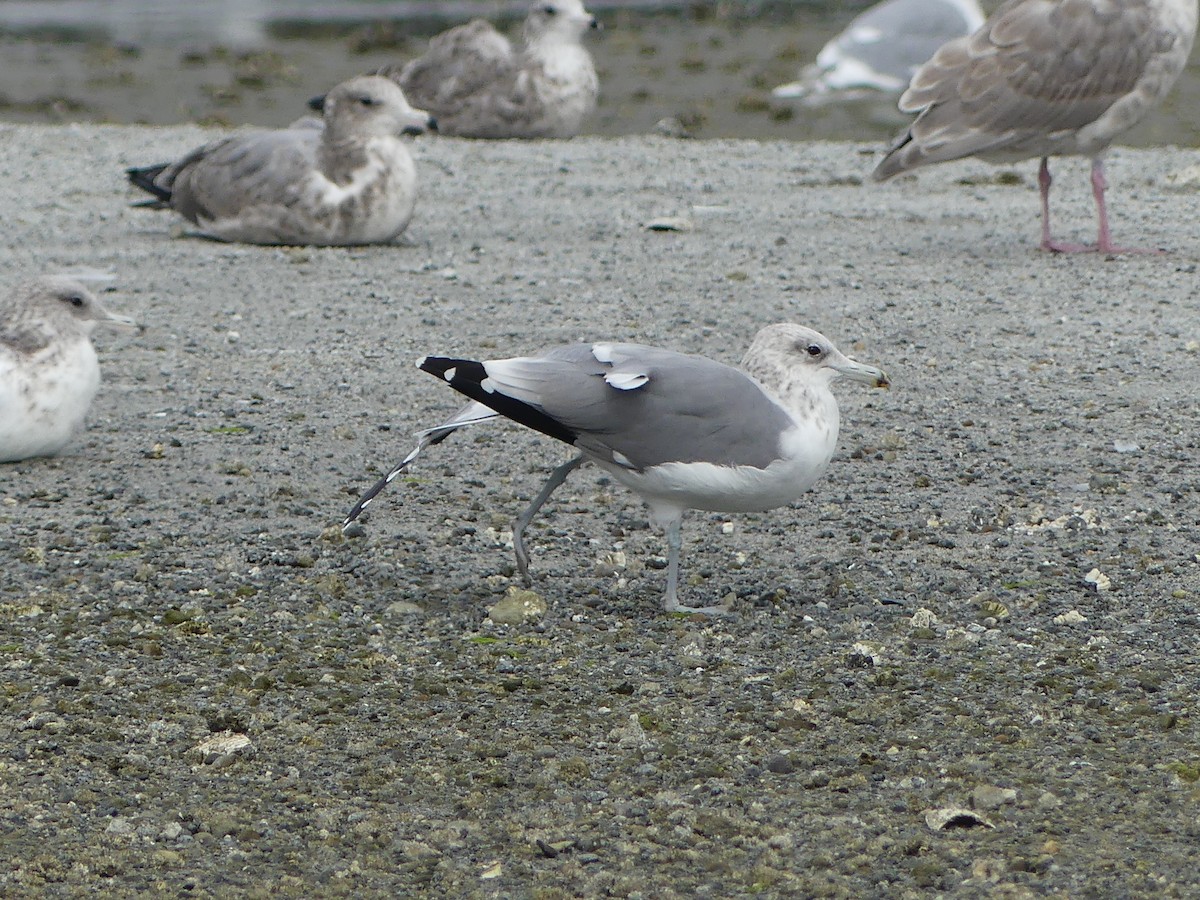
top-left (600, 411), bottom-right (838, 522)
top-left (0, 337), bottom-right (100, 462)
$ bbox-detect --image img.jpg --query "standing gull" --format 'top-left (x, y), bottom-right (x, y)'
top-left (1, 277), bottom-right (137, 463)
top-left (343, 325), bottom-right (888, 615)
top-left (772, 0), bottom-right (985, 103)
top-left (872, 0), bottom-right (1199, 253)
top-left (375, 0), bottom-right (600, 139)
top-left (126, 76), bottom-right (434, 246)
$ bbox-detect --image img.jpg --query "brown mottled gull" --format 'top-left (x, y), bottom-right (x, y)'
top-left (342, 325), bottom-right (889, 616)
top-left (378, 0), bottom-right (600, 139)
top-left (126, 76), bottom-right (434, 246)
top-left (1, 278), bottom-right (137, 463)
top-left (873, 0), bottom-right (1199, 253)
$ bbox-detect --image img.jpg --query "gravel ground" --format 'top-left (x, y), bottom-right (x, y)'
top-left (1, 124), bottom-right (1199, 897)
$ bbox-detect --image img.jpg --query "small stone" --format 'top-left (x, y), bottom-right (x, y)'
top-left (924, 807), bottom-right (994, 831)
top-left (764, 753), bottom-right (795, 774)
top-left (1053, 609), bottom-right (1088, 625)
top-left (971, 784), bottom-right (1017, 810)
top-left (384, 601), bottom-right (425, 618)
top-left (909, 608), bottom-right (938, 629)
top-left (488, 586), bottom-right (547, 625)
top-left (644, 216), bottom-right (694, 232)
top-left (188, 731), bottom-right (254, 764)
top-left (1083, 569), bottom-right (1111, 592)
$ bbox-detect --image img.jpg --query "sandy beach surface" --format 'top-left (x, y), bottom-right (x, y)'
top-left (1, 124), bottom-right (1199, 897)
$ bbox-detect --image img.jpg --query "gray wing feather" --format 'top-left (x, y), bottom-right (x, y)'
top-left (158, 128), bottom-right (319, 224)
top-left (494, 344), bottom-right (795, 471)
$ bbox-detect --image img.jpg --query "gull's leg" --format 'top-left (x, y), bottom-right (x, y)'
top-left (659, 516), bottom-right (734, 617)
top-left (1090, 158), bottom-right (1163, 256)
top-left (513, 455), bottom-right (585, 585)
top-left (1038, 158), bottom-right (1090, 254)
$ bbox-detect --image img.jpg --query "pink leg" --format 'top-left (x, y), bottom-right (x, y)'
top-left (1038, 158), bottom-right (1091, 253)
top-left (1090, 158), bottom-right (1163, 255)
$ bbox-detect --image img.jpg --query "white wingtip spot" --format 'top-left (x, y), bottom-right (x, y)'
top-left (416, 356), bottom-right (428, 369)
top-left (592, 343), bottom-right (615, 364)
top-left (612, 451), bottom-right (635, 469)
top-left (604, 371), bottom-right (650, 391)
top-left (480, 376), bottom-right (496, 393)
top-left (443, 366), bottom-right (457, 383)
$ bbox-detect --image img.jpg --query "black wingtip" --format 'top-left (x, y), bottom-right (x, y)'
top-left (307, 93), bottom-right (326, 113)
top-left (419, 356), bottom-right (578, 446)
top-left (126, 164), bottom-right (173, 202)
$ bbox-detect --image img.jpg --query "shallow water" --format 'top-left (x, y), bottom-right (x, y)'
top-left (0, 1), bottom-right (1198, 147)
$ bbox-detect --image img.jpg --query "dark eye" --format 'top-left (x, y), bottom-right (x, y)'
top-left (65, 295), bottom-right (85, 308)
top-left (357, 95), bottom-right (378, 107)
top-left (542, 4), bottom-right (557, 14)
top-left (805, 344), bottom-right (823, 358)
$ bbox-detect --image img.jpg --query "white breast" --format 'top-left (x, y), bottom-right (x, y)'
top-left (0, 339), bottom-right (100, 462)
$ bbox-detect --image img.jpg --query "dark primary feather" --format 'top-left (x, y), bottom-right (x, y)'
top-left (125, 164), bottom-right (173, 203)
top-left (419, 356), bottom-right (580, 446)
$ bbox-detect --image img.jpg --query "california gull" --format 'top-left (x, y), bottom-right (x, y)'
top-left (343, 325), bottom-right (889, 615)
top-left (126, 76), bottom-right (434, 246)
top-left (376, 0), bottom-right (600, 139)
top-left (772, 0), bottom-right (985, 103)
top-left (872, 0), bottom-right (1199, 253)
top-left (1, 277), bottom-right (137, 463)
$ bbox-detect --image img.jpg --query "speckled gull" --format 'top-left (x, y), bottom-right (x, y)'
top-left (377, 0), bottom-right (600, 139)
top-left (126, 76), bottom-right (434, 245)
top-left (873, 0), bottom-right (1199, 253)
top-left (343, 325), bottom-right (888, 615)
top-left (772, 0), bottom-right (985, 103)
top-left (0, 277), bottom-right (137, 463)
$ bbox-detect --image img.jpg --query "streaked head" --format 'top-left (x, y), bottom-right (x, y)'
top-left (321, 76), bottom-right (436, 139)
top-left (18, 277), bottom-right (138, 335)
top-left (745, 323), bottom-right (889, 389)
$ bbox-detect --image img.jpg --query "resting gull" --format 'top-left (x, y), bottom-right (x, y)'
top-left (873, 0), bottom-right (1199, 253)
top-left (343, 325), bottom-right (888, 615)
top-left (772, 0), bottom-right (985, 103)
top-left (375, 0), bottom-right (600, 139)
top-left (1, 277), bottom-right (137, 463)
top-left (126, 76), bottom-right (434, 245)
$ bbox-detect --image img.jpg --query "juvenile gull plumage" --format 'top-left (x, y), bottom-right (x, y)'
top-left (873, 0), bottom-right (1199, 253)
top-left (376, 0), bottom-right (600, 139)
top-left (772, 0), bottom-right (984, 102)
top-left (126, 76), bottom-right (434, 245)
top-left (0, 278), bottom-right (136, 463)
top-left (343, 325), bottom-right (888, 615)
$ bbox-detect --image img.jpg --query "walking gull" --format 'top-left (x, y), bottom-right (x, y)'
top-left (873, 0), bottom-right (1198, 253)
top-left (374, 0), bottom-right (599, 139)
top-left (343, 325), bottom-right (888, 615)
top-left (126, 76), bottom-right (434, 246)
top-left (772, 0), bottom-right (984, 103)
top-left (0, 277), bottom-right (137, 463)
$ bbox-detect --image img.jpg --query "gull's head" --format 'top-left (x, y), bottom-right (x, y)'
top-left (747, 324), bottom-right (889, 389)
top-left (525, 0), bottom-right (599, 44)
top-left (18, 277), bottom-right (139, 336)
top-left (322, 76), bottom-right (436, 139)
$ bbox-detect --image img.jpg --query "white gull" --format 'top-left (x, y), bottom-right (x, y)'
top-left (0, 277), bottom-right (137, 463)
top-left (343, 324), bottom-right (888, 616)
